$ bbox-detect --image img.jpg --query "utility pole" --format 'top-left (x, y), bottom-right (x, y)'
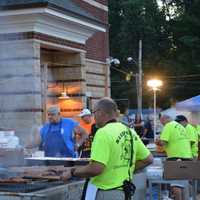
top-left (138, 39), bottom-right (143, 115)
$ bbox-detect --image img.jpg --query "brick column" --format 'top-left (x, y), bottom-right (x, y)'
top-left (0, 39), bottom-right (42, 145)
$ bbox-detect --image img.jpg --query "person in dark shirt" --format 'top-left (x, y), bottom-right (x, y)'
top-left (133, 113), bottom-right (144, 137)
top-left (143, 116), bottom-right (154, 139)
top-left (80, 123), bottom-right (98, 158)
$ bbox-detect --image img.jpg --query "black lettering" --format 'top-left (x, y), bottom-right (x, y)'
top-left (116, 131), bottom-right (129, 143)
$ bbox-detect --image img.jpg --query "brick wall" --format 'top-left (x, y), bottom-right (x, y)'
top-left (0, 40), bottom-right (42, 145)
top-left (86, 31), bottom-right (109, 62)
top-left (86, 59), bottom-right (110, 100)
top-left (73, 0), bottom-right (108, 22)
top-left (41, 50), bottom-right (87, 118)
top-left (73, 0), bottom-right (109, 62)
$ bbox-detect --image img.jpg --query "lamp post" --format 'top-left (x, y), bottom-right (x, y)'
top-left (110, 56), bottom-right (143, 114)
top-left (127, 55), bottom-right (142, 115)
top-left (147, 79), bottom-right (163, 141)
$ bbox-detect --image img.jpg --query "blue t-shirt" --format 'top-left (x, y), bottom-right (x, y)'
top-left (40, 118), bottom-right (79, 157)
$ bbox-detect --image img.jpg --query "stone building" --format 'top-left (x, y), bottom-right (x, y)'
top-left (0, 0), bottom-right (109, 144)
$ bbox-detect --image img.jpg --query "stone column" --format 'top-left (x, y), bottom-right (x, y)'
top-left (0, 39), bottom-right (42, 145)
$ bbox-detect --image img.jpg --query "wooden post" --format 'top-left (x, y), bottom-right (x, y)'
top-left (41, 64), bottom-right (48, 123)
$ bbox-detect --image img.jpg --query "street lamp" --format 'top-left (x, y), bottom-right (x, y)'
top-left (147, 79), bottom-right (163, 141)
top-left (109, 58), bottom-right (120, 66)
top-left (109, 56), bottom-right (143, 115)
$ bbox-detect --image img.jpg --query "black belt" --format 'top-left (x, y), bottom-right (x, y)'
top-left (167, 157), bottom-right (192, 161)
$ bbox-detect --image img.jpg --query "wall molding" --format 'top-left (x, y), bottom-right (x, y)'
top-left (0, 8), bottom-right (106, 45)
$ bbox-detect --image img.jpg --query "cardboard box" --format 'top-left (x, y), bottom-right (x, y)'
top-left (163, 160), bottom-right (200, 180)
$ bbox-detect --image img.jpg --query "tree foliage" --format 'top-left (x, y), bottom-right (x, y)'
top-left (109, 0), bottom-right (200, 110)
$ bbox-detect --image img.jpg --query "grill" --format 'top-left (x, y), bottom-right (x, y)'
top-left (0, 164), bottom-right (86, 199)
top-left (0, 179), bottom-right (64, 193)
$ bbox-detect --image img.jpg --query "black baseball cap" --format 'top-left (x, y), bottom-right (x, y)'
top-left (175, 115), bottom-right (188, 122)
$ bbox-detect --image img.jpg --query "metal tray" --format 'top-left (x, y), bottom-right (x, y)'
top-left (0, 180), bottom-right (64, 193)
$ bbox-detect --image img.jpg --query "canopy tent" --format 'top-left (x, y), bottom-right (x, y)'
top-left (176, 95), bottom-right (200, 111)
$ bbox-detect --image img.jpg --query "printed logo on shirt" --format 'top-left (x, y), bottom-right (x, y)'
top-left (61, 128), bottom-right (64, 135)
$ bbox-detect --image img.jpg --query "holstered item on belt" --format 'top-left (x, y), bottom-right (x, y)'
top-left (122, 127), bottom-right (136, 200)
top-left (122, 180), bottom-right (136, 200)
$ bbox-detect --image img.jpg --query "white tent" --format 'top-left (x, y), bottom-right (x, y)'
top-left (176, 95), bottom-right (200, 112)
top-left (174, 95), bottom-right (200, 124)
top-left (161, 107), bottom-right (191, 121)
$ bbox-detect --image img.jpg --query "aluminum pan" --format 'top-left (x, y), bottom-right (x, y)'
top-left (25, 157), bottom-right (89, 162)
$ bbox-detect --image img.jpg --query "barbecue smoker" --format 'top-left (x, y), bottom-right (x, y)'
top-left (0, 130), bottom-right (88, 200)
top-left (0, 158), bottom-right (88, 200)
top-left (0, 180), bottom-right (84, 200)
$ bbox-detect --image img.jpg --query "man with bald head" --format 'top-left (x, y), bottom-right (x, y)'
top-left (61, 97), bottom-right (153, 200)
top-left (157, 114), bottom-right (192, 159)
top-left (156, 114), bottom-right (192, 200)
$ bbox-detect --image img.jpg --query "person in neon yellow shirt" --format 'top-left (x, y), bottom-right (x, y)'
top-left (61, 97), bottom-right (153, 200)
top-left (175, 115), bottom-right (198, 158)
top-left (157, 115), bottom-right (192, 159)
top-left (191, 123), bottom-right (200, 159)
top-left (90, 119), bottom-right (151, 190)
top-left (156, 114), bottom-right (192, 200)
top-left (197, 125), bottom-right (200, 159)
top-left (195, 124), bottom-right (200, 141)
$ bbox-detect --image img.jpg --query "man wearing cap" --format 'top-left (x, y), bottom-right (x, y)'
top-left (79, 109), bottom-right (95, 135)
top-left (175, 115), bottom-right (199, 158)
top-left (29, 106), bottom-right (88, 158)
top-left (78, 109), bottom-right (96, 157)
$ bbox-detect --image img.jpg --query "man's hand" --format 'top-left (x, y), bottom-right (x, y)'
top-left (60, 169), bottom-right (73, 182)
top-left (155, 138), bottom-right (167, 147)
top-left (74, 126), bottom-right (88, 147)
top-left (135, 154), bottom-right (153, 171)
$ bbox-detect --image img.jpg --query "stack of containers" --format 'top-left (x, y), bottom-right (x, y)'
top-left (0, 130), bottom-right (24, 167)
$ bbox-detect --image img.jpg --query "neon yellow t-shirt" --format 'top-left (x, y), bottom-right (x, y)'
top-left (160, 121), bottom-right (192, 158)
top-left (90, 122), bottom-right (150, 190)
top-left (195, 125), bottom-right (200, 141)
top-left (186, 124), bottom-right (198, 157)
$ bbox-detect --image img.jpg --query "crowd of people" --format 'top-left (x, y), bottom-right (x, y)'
top-left (27, 105), bottom-right (159, 158)
top-left (26, 98), bottom-right (200, 200)
top-left (121, 111), bottom-right (200, 200)
top-left (120, 112), bottom-right (155, 140)
top-left (26, 98), bottom-right (154, 200)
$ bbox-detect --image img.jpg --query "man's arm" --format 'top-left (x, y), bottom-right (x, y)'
top-left (61, 160), bottom-right (105, 181)
top-left (26, 130), bottom-right (41, 149)
top-left (135, 153), bottom-right (153, 171)
top-left (142, 128), bottom-right (148, 138)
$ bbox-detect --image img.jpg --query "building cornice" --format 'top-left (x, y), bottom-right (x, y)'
top-left (0, 8), bottom-right (106, 45)
top-left (82, 0), bottom-right (108, 11)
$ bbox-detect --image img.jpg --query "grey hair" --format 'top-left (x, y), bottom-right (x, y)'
top-left (160, 114), bottom-right (172, 121)
top-left (96, 97), bottom-right (118, 116)
top-left (47, 105), bottom-right (60, 115)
